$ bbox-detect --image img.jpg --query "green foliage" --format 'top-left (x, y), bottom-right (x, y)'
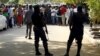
top-left (10, 0), bottom-right (19, 4)
top-left (64, 0), bottom-right (81, 4)
top-left (61, 0), bottom-right (86, 5)
top-left (18, 0), bottom-right (25, 5)
top-left (52, 0), bottom-right (62, 3)
top-left (0, 0), bottom-right (9, 3)
top-left (14, 0), bottom-right (19, 4)
top-left (87, 0), bottom-right (100, 23)
top-left (24, 0), bottom-right (35, 4)
top-left (64, 0), bottom-right (100, 23)
top-left (17, 0), bottom-right (37, 4)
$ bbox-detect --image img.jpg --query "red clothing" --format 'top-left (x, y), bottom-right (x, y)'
top-left (60, 6), bottom-right (67, 15)
top-left (17, 15), bottom-right (23, 25)
top-left (3, 8), bottom-right (8, 12)
top-left (17, 8), bottom-right (23, 26)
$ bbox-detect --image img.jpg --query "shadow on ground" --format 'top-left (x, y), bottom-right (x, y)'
top-left (0, 41), bottom-right (100, 56)
top-left (0, 26), bottom-right (100, 56)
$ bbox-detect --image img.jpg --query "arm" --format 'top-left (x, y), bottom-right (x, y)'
top-left (69, 23), bottom-right (72, 31)
top-left (41, 12), bottom-right (48, 34)
top-left (45, 25), bottom-right (48, 34)
top-left (24, 11), bottom-right (28, 23)
top-left (68, 13), bottom-right (73, 31)
top-left (31, 13), bottom-right (34, 25)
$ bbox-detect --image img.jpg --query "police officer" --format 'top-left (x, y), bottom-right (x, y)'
top-left (31, 5), bottom-right (53, 56)
top-left (64, 5), bottom-right (86, 56)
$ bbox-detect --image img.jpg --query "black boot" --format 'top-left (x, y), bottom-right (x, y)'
top-left (35, 46), bottom-right (42, 55)
top-left (36, 51), bottom-right (42, 55)
top-left (35, 41), bottom-right (42, 55)
top-left (43, 41), bottom-right (53, 56)
top-left (45, 52), bottom-right (53, 56)
top-left (28, 37), bottom-right (32, 39)
top-left (76, 54), bottom-right (80, 56)
top-left (64, 53), bottom-right (69, 56)
top-left (76, 42), bottom-right (82, 56)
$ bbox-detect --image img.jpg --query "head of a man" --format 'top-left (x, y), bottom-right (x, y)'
top-left (77, 5), bottom-right (83, 13)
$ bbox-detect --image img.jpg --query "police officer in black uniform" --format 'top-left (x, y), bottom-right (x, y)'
top-left (64, 5), bottom-right (86, 56)
top-left (31, 5), bottom-right (53, 56)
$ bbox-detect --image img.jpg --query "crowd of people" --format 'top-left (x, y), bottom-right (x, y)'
top-left (0, 3), bottom-right (89, 56)
top-left (0, 4), bottom-right (89, 28)
top-left (0, 4), bottom-right (23, 28)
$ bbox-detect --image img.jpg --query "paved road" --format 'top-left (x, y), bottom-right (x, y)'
top-left (0, 25), bottom-right (100, 56)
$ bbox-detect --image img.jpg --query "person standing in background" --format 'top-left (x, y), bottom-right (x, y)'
top-left (8, 6), bottom-right (14, 28)
top-left (13, 6), bottom-right (18, 26)
top-left (60, 5), bottom-right (66, 25)
top-left (17, 5), bottom-right (23, 27)
top-left (51, 7), bottom-right (57, 24)
top-left (25, 5), bottom-right (33, 39)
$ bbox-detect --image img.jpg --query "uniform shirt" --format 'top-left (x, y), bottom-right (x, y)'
top-left (31, 12), bottom-right (45, 27)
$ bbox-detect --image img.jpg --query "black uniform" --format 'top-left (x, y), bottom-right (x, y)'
top-left (31, 5), bottom-right (53, 56)
top-left (65, 6), bottom-right (86, 56)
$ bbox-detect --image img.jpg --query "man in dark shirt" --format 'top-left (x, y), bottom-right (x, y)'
top-left (25, 5), bottom-right (33, 39)
top-left (31, 5), bottom-right (53, 56)
top-left (64, 5), bottom-right (86, 56)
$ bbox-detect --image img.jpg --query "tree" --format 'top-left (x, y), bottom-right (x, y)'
top-left (24, 0), bottom-right (33, 4)
top-left (0, 0), bottom-right (9, 3)
top-left (9, 0), bottom-right (19, 4)
top-left (10, 0), bottom-right (36, 4)
top-left (13, 0), bottom-right (19, 4)
top-left (64, 0), bottom-right (100, 23)
top-left (64, 0), bottom-right (86, 4)
top-left (18, 0), bottom-right (37, 4)
top-left (86, 0), bottom-right (100, 23)
top-left (18, 0), bottom-right (25, 5)
top-left (64, 0), bottom-right (80, 4)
